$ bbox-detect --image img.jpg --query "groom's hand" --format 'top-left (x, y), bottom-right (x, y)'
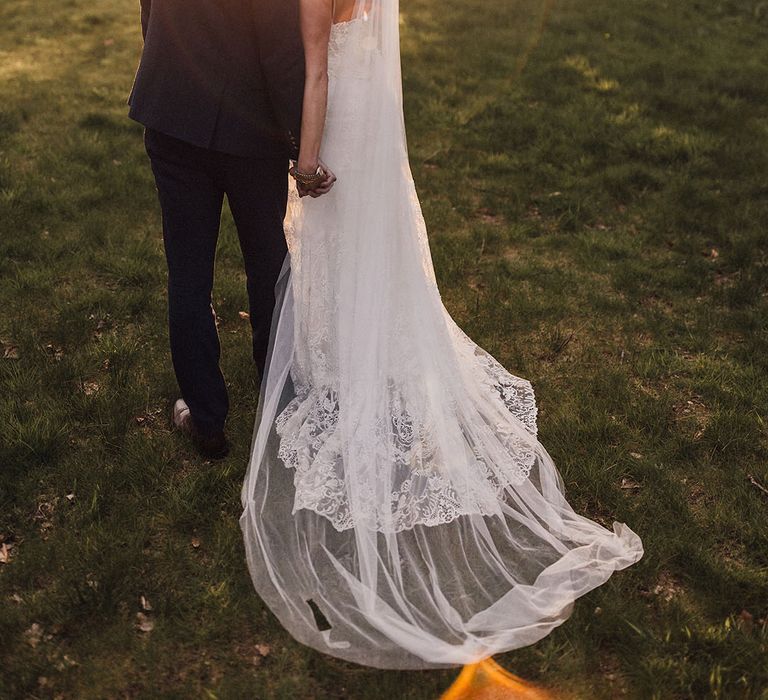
top-left (297, 161), bottom-right (337, 198)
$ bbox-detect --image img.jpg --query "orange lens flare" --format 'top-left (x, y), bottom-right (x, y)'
top-left (440, 658), bottom-right (557, 700)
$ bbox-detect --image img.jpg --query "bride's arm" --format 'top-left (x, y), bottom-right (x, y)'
top-left (295, 0), bottom-right (333, 175)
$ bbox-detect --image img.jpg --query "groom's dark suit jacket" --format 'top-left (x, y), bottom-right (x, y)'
top-left (127, 0), bottom-right (304, 159)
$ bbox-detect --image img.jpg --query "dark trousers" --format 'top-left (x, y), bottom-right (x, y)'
top-left (144, 127), bottom-right (288, 436)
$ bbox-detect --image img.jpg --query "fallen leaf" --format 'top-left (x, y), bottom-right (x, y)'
top-left (24, 623), bottom-right (44, 648)
top-left (650, 571), bottom-right (682, 602)
top-left (620, 477), bottom-right (641, 490)
top-left (34, 497), bottom-right (57, 527)
top-left (738, 609), bottom-right (754, 631)
top-left (139, 595), bottom-right (153, 612)
top-left (191, 536), bottom-right (201, 549)
top-left (135, 612), bottom-right (154, 633)
top-left (82, 380), bottom-right (100, 396)
top-left (255, 643), bottom-right (271, 657)
top-left (2, 343), bottom-right (19, 360)
top-left (44, 343), bottom-right (64, 361)
top-left (238, 311), bottom-right (250, 320)
top-left (0, 542), bottom-right (13, 563)
top-left (629, 452), bottom-right (643, 460)
top-left (477, 208), bottom-right (503, 225)
top-left (54, 654), bottom-right (79, 671)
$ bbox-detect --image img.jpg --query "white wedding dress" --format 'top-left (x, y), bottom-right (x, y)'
top-left (240, 0), bottom-right (643, 669)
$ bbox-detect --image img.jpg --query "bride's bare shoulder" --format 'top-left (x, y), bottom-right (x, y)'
top-left (332, 0), bottom-right (357, 23)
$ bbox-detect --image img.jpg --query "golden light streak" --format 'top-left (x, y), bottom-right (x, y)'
top-left (440, 657), bottom-right (558, 700)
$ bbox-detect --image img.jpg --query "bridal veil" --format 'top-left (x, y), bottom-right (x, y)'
top-left (240, 0), bottom-right (643, 669)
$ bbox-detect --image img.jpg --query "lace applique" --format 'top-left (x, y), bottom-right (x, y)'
top-left (447, 318), bottom-right (539, 437)
top-left (275, 359), bottom-right (539, 534)
top-left (327, 21), bottom-right (354, 65)
top-left (327, 19), bottom-right (372, 79)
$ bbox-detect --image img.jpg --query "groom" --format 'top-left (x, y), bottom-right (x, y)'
top-left (128, 0), bottom-right (325, 459)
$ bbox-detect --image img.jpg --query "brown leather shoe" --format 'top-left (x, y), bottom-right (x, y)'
top-left (172, 399), bottom-right (230, 460)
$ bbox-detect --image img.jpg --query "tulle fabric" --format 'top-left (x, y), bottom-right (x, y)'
top-left (240, 0), bottom-right (643, 669)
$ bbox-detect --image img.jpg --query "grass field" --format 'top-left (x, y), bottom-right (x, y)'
top-left (2, 0), bottom-right (768, 697)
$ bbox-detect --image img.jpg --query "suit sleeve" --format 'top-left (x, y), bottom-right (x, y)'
top-left (256, 0), bottom-right (305, 160)
top-left (140, 0), bottom-right (151, 41)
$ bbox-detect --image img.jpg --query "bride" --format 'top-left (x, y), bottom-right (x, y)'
top-left (239, 0), bottom-right (643, 669)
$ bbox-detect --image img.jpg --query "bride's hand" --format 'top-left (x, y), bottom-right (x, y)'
top-left (297, 161), bottom-right (337, 198)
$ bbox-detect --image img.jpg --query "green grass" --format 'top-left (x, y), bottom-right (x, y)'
top-left (1, 0), bottom-right (767, 697)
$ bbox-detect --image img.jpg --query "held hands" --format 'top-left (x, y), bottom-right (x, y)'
top-left (290, 159), bottom-right (337, 198)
